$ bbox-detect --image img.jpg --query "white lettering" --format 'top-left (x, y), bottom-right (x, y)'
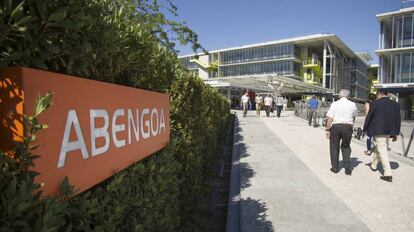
top-left (112, 109), bottom-right (126, 148)
top-left (140, 108), bottom-right (150, 139)
top-left (128, 109), bottom-right (139, 144)
top-left (58, 110), bottom-right (89, 168)
top-left (59, 107), bottom-right (168, 168)
top-left (159, 108), bottom-right (166, 133)
top-left (90, 109), bottom-right (110, 157)
top-left (150, 108), bottom-right (159, 136)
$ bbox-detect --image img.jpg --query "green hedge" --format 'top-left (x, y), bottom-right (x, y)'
top-left (0, 0), bottom-right (230, 231)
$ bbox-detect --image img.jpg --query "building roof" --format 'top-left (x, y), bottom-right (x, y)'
top-left (179, 33), bottom-right (358, 59)
top-left (376, 7), bottom-right (414, 20)
top-left (356, 52), bottom-right (373, 63)
top-left (204, 74), bottom-right (333, 94)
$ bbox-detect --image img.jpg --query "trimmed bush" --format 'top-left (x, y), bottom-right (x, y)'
top-left (0, 0), bottom-right (230, 231)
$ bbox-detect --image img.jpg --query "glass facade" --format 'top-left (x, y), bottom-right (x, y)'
top-left (179, 35), bottom-right (368, 99)
top-left (380, 13), bottom-right (414, 49)
top-left (219, 60), bottom-right (300, 77)
top-left (395, 14), bottom-right (414, 48)
top-left (179, 56), bottom-right (198, 69)
top-left (351, 59), bottom-right (368, 99)
top-left (390, 52), bottom-right (414, 83)
top-left (379, 11), bottom-right (414, 84)
top-left (220, 44), bottom-right (298, 64)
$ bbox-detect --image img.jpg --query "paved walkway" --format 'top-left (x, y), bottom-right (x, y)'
top-left (230, 110), bottom-right (414, 232)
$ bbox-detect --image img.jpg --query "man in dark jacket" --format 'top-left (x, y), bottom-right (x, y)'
top-left (363, 90), bottom-right (401, 182)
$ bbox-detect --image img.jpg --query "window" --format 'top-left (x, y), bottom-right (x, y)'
top-left (393, 54), bottom-right (401, 82)
top-left (402, 53), bottom-right (411, 82)
top-left (403, 16), bottom-right (413, 47)
top-left (396, 17), bottom-right (403, 48)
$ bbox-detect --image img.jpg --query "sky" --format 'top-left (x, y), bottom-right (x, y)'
top-left (169, 0), bottom-right (402, 63)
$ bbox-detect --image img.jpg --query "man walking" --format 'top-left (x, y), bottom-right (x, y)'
top-left (241, 92), bottom-right (250, 117)
top-left (264, 94), bottom-right (273, 117)
top-left (282, 97), bottom-right (288, 111)
top-left (363, 89), bottom-right (401, 182)
top-left (275, 95), bottom-right (284, 118)
top-left (308, 95), bottom-right (319, 127)
top-left (325, 89), bottom-right (357, 175)
top-left (255, 93), bottom-right (263, 117)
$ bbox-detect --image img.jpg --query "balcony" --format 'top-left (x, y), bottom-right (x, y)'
top-left (303, 59), bottom-right (321, 68)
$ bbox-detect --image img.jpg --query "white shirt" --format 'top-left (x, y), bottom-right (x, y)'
top-left (241, 95), bottom-right (250, 103)
top-left (275, 97), bottom-right (283, 106)
top-left (264, 97), bottom-right (273, 106)
top-left (326, 98), bottom-right (357, 125)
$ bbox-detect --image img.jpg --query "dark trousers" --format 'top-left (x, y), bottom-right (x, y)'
top-left (265, 105), bottom-right (271, 117)
top-left (329, 124), bottom-right (353, 170)
top-left (308, 109), bottom-right (317, 126)
top-left (276, 105), bottom-right (282, 117)
top-left (366, 137), bottom-right (372, 151)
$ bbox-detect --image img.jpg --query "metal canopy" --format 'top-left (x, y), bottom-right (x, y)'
top-left (204, 74), bottom-right (333, 95)
top-left (374, 83), bottom-right (414, 97)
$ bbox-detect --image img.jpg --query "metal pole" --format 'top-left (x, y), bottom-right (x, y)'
top-left (400, 132), bottom-right (406, 155)
top-left (402, 14), bottom-right (405, 47)
top-left (392, 15), bottom-right (395, 48)
top-left (323, 41), bottom-right (327, 88)
top-left (404, 127), bottom-right (414, 157)
top-left (390, 53), bottom-right (393, 83)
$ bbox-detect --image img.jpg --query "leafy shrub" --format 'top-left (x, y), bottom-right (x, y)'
top-left (0, 0), bottom-right (230, 231)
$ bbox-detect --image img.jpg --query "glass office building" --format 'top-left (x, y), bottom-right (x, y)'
top-left (179, 34), bottom-right (369, 101)
top-left (377, 7), bottom-right (414, 83)
top-left (376, 5), bottom-right (414, 119)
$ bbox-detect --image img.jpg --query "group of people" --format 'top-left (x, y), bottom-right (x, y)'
top-left (241, 92), bottom-right (288, 118)
top-left (324, 89), bottom-right (400, 182)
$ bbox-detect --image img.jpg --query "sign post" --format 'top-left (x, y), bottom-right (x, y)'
top-left (0, 67), bottom-right (170, 196)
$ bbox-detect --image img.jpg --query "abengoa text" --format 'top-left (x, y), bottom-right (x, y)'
top-left (58, 107), bottom-right (167, 168)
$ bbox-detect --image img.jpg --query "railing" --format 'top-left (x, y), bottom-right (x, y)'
top-left (294, 100), bottom-right (414, 158)
top-left (293, 101), bottom-right (330, 126)
top-left (303, 60), bottom-right (321, 67)
top-left (293, 101), bottom-right (366, 126)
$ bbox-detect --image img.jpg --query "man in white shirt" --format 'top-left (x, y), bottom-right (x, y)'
top-left (325, 89), bottom-right (357, 175)
top-left (275, 95), bottom-right (284, 118)
top-left (264, 94), bottom-right (273, 117)
top-left (241, 92), bottom-right (250, 117)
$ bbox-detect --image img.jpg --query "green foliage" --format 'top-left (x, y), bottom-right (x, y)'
top-left (1, 0), bottom-right (230, 231)
top-left (0, 92), bottom-right (74, 231)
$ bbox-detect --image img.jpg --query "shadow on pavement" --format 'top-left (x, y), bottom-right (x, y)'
top-left (349, 157), bottom-right (363, 170)
top-left (241, 197), bottom-right (274, 232)
top-left (237, 122), bottom-right (255, 191)
top-left (236, 118), bottom-right (274, 231)
top-left (240, 163), bottom-right (255, 191)
top-left (338, 157), bottom-right (363, 171)
top-left (365, 161), bottom-right (400, 175)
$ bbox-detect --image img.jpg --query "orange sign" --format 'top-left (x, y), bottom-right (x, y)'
top-left (0, 67), bottom-right (170, 196)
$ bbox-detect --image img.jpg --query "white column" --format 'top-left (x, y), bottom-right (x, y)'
top-left (390, 54), bottom-right (393, 83)
top-left (410, 52), bottom-right (413, 82)
top-left (322, 41), bottom-right (327, 88)
top-left (392, 15), bottom-right (395, 48)
top-left (402, 14), bottom-right (405, 47)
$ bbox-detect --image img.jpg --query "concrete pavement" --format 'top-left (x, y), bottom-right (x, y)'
top-left (230, 110), bottom-right (414, 232)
